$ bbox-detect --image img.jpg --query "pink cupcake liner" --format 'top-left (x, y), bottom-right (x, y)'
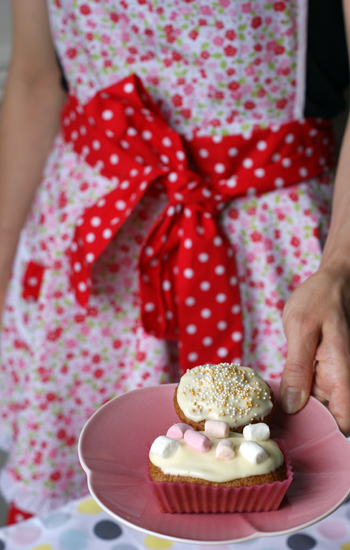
top-left (147, 439), bottom-right (292, 513)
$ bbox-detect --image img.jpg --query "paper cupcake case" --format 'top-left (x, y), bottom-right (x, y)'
top-left (146, 440), bottom-right (293, 514)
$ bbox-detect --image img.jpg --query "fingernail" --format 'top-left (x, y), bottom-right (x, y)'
top-left (281, 387), bottom-right (302, 414)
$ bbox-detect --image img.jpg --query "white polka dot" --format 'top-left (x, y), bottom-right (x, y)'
top-left (217, 347), bottom-right (228, 358)
top-left (229, 276), bottom-right (238, 285)
top-left (309, 128), bottom-right (318, 137)
top-left (166, 311), bottom-right (173, 320)
top-left (92, 140), bottom-right (101, 150)
top-left (115, 200), bottom-right (126, 210)
top-left (213, 236), bottom-right (223, 246)
top-left (199, 149), bottom-right (209, 158)
top-left (88, 116), bottom-right (95, 126)
top-left (256, 140), bottom-right (267, 151)
top-left (162, 137), bottom-right (172, 147)
top-left (184, 208), bottom-right (192, 218)
top-left (145, 246), bottom-right (154, 256)
top-left (282, 158), bottom-right (291, 168)
top-left (176, 150), bottom-right (185, 161)
top-left (111, 217), bottom-right (120, 225)
top-left (139, 181), bottom-right (148, 191)
top-left (274, 178), bottom-right (284, 188)
top-left (232, 304), bottom-right (241, 314)
top-left (196, 225), bottom-right (205, 235)
top-left (120, 180), bottom-right (130, 190)
top-left (184, 239), bottom-right (193, 249)
top-left (125, 106), bottom-right (134, 116)
top-left (162, 280), bottom-right (171, 291)
top-left (28, 277), bottom-right (38, 287)
top-left (305, 147), bottom-right (313, 157)
top-left (142, 130), bottom-right (152, 141)
top-left (168, 172), bottom-right (178, 183)
top-left (74, 262), bottom-right (82, 272)
top-left (188, 352), bottom-right (198, 362)
top-left (214, 163), bottom-right (225, 174)
top-left (121, 140), bottom-right (130, 149)
top-left (167, 205), bottom-right (175, 216)
top-left (186, 324), bottom-right (197, 334)
top-left (71, 242), bottom-right (78, 252)
top-left (97, 198), bottom-right (106, 207)
top-left (184, 268), bottom-right (194, 279)
top-left (285, 133), bottom-right (294, 144)
top-left (226, 176), bottom-right (237, 188)
top-left (216, 293), bottom-right (227, 303)
top-left (86, 232), bottom-right (95, 243)
top-left (80, 125), bottom-right (87, 135)
top-left (198, 252), bottom-right (209, 262)
top-left (202, 188), bottom-right (212, 198)
top-left (174, 192), bottom-right (184, 201)
top-left (185, 296), bottom-right (195, 306)
top-left (217, 321), bottom-right (227, 330)
top-left (78, 282), bottom-right (87, 292)
top-left (200, 281), bottom-right (211, 291)
top-left (215, 265), bottom-right (225, 275)
top-left (213, 135), bottom-right (222, 143)
top-left (145, 302), bottom-right (155, 312)
top-left (71, 131), bottom-right (78, 141)
top-left (203, 337), bottom-right (213, 346)
top-left (272, 153), bottom-right (280, 163)
top-left (82, 145), bottom-right (90, 156)
top-left (127, 127), bottom-right (137, 136)
top-left (247, 187), bottom-right (256, 196)
top-left (160, 155), bottom-right (169, 164)
top-left (102, 109), bottom-right (113, 121)
top-left (103, 228), bottom-right (112, 239)
top-left (231, 331), bottom-right (243, 342)
top-left (243, 158), bottom-right (253, 169)
top-left (86, 253), bottom-right (95, 263)
top-left (201, 308), bottom-right (212, 319)
top-left (254, 168), bottom-right (265, 178)
top-left (299, 167), bottom-right (308, 178)
top-left (105, 129), bottom-right (114, 138)
top-left (124, 82), bottom-right (134, 93)
top-left (110, 154), bottom-right (119, 165)
top-left (228, 147), bottom-right (238, 157)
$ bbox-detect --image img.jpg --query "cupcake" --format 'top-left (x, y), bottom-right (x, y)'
top-left (147, 421), bottom-right (292, 513)
top-left (174, 363), bottom-right (274, 433)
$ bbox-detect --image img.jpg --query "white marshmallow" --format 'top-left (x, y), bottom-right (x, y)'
top-left (216, 439), bottom-right (235, 461)
top-left (240, 441), bottom-right (269, 464)
top-left (243, 423), bottom-right (270, 442)
top-left (205, 420), bottom-right (229, 439)
top-left (150, 436), bottom-right (180, 459)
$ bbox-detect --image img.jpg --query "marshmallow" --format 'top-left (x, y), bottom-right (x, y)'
top-left (216, 439), bottom-right (235, 461)
top-left (166, 423), bottom-right (193, 441)
top-left (150, 436), bottom-right (180, 459)
top-left (205, 420), bottom-right (229, 439)
top-left (184, 430), bottom-right (211, 453)
top-left (243, 423), bottom-right (270, 442)
top-left (240, 441), bottom-right (269, 464)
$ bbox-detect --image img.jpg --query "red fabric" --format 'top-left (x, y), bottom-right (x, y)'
top-left (6, 502), bottom-right (34, 525)
top-left (22, 261), bottom-right (45, 302)
top-left (61, 74), bottom-right (334, 373)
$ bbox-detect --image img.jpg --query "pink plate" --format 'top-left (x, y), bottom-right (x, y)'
top-left (78, 381), bottom-right (350, 544)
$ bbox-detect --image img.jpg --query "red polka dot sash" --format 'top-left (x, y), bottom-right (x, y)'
top-left (61, 74), bottom-right (334, 373)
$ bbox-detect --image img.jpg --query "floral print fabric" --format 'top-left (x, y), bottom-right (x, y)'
top-left (0, 0), bottom-right (334, 515)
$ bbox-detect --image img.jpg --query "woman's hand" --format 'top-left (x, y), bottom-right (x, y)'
top-left (280, 265), bottom-right (350, 436)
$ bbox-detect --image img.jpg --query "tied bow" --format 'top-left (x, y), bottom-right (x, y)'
top-left (61, 74), bottom-right (334, 373)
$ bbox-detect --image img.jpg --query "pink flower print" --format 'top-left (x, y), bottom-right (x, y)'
top-left (101, 34), bottom-right (111, 44)
top-left (199, 5), bottom-right (213, 16)
top-left (241, 2), bottom-right (252, 13)
top-left (244, 66), bottom-right (255, 77)
top-left (213, 36), bottom-right (224, 47)
top-left (184, 84), bottom-right (194, 95)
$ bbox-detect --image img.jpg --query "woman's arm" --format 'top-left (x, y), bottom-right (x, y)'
top-left (0, 0), bottom-right (66, 318)
top-left (280, 0), bottom-right (350, 436)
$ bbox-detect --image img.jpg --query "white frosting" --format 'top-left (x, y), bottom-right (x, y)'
top-left (149, 433), bottom-right (283, 483)
top-left (177, 363), bottom-right (273, 428)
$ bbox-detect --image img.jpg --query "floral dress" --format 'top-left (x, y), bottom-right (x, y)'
top-left (0, 0), bottom-right (333, 515)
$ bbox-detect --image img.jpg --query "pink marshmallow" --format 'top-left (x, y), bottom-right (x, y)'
top-left (216, 439), bottom-right (235, 461)
top-left (184, 429), bottom-right (211, 453)
top-left (205, 420), bottom-right (229, 439)
top-left (166, 423), bottom-right (193, 441)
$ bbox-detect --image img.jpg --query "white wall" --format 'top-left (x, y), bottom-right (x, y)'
top-left (0, 0), bottom-right (12, 100)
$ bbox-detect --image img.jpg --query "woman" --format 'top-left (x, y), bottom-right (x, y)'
top-left (0, 0), bottom-right (349, 521)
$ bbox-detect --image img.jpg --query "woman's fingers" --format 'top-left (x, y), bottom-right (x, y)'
top-left (280, 312), bottom-right (319, 414)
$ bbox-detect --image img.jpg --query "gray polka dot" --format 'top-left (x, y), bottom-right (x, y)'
top-left (42, 512), bottom-right (71, 529)
top-left (93, 520), bottom-right (122, 540)
top-left (287, 534), bottom-right (316, 550)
